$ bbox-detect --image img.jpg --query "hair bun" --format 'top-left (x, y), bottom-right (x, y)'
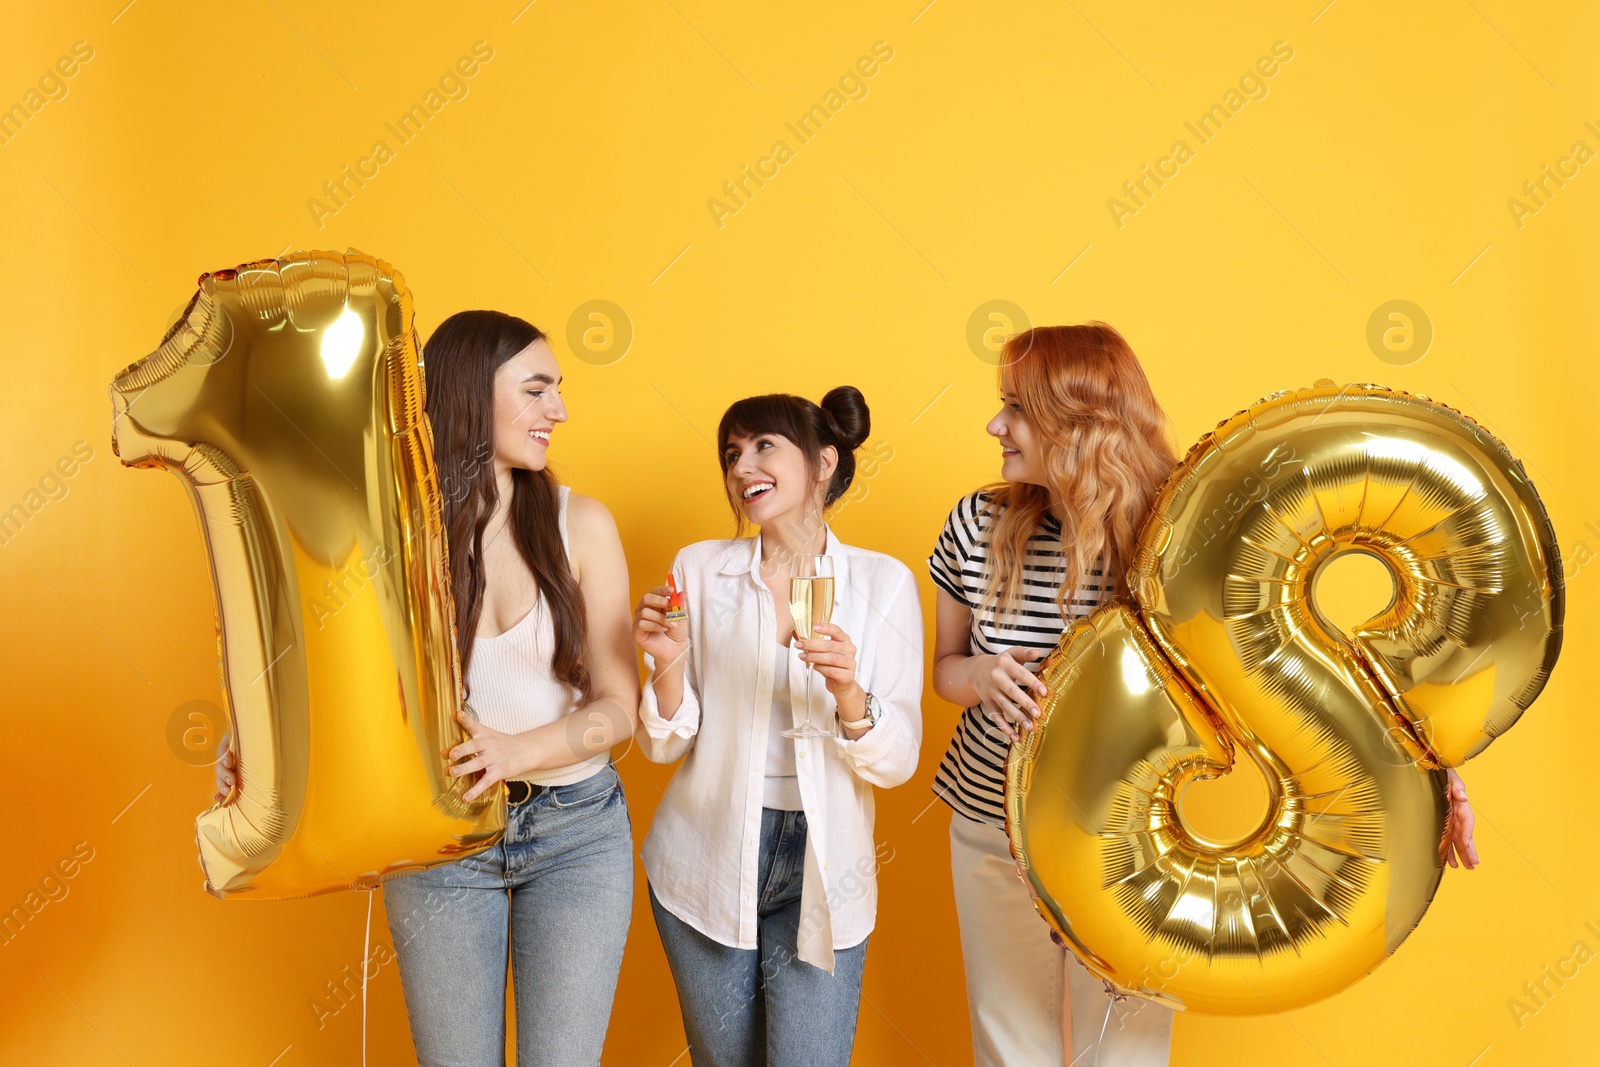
top-left (820, 386), bottom-right (870, 452)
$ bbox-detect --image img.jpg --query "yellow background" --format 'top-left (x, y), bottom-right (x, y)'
top-left (2, 1), bottom-right (1595, 1064)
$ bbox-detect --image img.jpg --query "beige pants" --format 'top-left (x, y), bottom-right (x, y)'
top-left (949, 811), bottom-right (1174, 1066)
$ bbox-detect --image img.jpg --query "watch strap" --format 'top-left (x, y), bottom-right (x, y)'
top-left (840, 692), bottom-right (880, 730)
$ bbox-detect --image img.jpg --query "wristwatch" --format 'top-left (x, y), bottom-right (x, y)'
top-left (839, 691), bottom-right (882, 731)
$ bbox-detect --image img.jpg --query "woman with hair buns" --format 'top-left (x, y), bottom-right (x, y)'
top-left (631, 386), bottom-right (924, 1066)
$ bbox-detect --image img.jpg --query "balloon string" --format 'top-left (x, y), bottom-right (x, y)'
top-left (1088, 991), bottom-right (1113, 1067)
top-left (1093, 982), bottom-right (1114, 1067)
top-left (362, 887), bottom-right (373, 1067)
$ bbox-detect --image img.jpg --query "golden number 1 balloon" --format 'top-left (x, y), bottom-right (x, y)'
top-left (1008, 380), bottom-right (1563, 1014)
top-left (109, 250), bottom-right (503, 899)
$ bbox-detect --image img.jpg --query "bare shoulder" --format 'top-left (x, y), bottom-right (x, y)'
top-left (565, 491), bottom-right (623, 581)
top-left (567, 490), bottom-right (619, 538)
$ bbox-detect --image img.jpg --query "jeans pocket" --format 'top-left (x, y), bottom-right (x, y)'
top-left (548, 766), bottom-right (621, 809)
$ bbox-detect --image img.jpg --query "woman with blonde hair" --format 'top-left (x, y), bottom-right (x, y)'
top-left (926, 322), bottom-right (1481, 1065)
top-left (928, 322), bottom-right (1177, 1064)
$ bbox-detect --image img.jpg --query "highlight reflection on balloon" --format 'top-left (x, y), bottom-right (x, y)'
top-left (1007, 380), bottom-right (1563, 1015)
top-left (109, 250), bottom-right (503, 899)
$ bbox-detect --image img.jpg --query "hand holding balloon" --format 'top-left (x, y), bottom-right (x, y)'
top-left (213, 737), bottom-right (234, 806)
top-left (970, 647), bottom-right (1049, 742)
top-left (1441, 768), bottom-right (1479, 870)
top-left (450, 710), bottom-right (531, 803)
top-left (111, 251), bottom-right (504, 897)
top-left (1006, 381), bottom-right (1562, 1015)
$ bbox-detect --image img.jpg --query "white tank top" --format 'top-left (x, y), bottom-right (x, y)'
top-left (763, 639), bottom-right (802, 810)
top-left (465, 484), bottom-right (609, 787)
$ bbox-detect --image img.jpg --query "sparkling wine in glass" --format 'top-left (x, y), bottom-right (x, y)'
top-left (783, 554), bottom-right (835, 740)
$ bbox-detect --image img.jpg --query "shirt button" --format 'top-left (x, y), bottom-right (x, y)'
top-left (798, 750), bottom-right (806, 759)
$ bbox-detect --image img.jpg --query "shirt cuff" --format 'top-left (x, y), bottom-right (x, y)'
top-left (640, 650), bottom-right (700, 739)
top-left (831, 701), bottom-right (900, 765)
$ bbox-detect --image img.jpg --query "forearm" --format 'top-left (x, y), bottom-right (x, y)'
top-left (517, 695), bottom-right (637, 772)
top-left (636, 644), bottom-right (699, 762)
top-left (649, 647), bottom-right (690, 719)
top-left (932, 652), bottom-right (982, 708)
top-left (832, 683), bottom-right (922, 788)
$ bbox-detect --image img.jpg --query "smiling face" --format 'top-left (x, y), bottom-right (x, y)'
top-left (491, 337), bottom-right (566, 474)
top-left (722, 431), bottom-right (835, 528)
top-left (987, 374), bottom-right (1048, 486)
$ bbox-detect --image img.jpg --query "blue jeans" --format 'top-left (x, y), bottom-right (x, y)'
top-left (648, 808), bottom-right (869, 1067)
top-left (382, 763), bottom-right (633, 1067)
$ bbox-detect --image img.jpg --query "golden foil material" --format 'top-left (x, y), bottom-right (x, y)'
top-left (1007, 381), bottom-right (1563, 1014)
top-left (110, 251), bottom-right (504, 899)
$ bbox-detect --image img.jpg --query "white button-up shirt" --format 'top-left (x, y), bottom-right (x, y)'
top-left (636, 524), bottom-right (924, 974)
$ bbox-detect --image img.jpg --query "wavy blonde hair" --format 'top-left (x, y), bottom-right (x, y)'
top-left (978, 322), bottom-right (1178, 622)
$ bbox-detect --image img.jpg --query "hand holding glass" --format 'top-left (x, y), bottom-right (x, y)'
top-left (784, 555), bottom-right (835, 740)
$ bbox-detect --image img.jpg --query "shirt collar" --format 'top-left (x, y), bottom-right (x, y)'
top-left (717, 522), bottom-right (850, 597)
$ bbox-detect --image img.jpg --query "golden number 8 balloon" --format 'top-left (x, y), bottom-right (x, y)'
top-left (1007, 380), bottom-right (1564, 1014)
top-left (109, 250), bottom-right (503, 899)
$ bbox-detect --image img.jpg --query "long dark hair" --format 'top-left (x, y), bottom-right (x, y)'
top-left (423, 309), bottom-right (590, 704)
top-left (715, 386), bottom-right (871, 534)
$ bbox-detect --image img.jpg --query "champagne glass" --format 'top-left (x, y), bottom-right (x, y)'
top-left (783, 554), bottom-right (835, 740)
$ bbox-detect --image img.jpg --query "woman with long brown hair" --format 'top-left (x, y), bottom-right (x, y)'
top-left (378, 309), bottom-right (639, 1065)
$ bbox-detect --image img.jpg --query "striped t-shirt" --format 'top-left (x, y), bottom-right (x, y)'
top-left (927, 489), bottom-right (1112, 826)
